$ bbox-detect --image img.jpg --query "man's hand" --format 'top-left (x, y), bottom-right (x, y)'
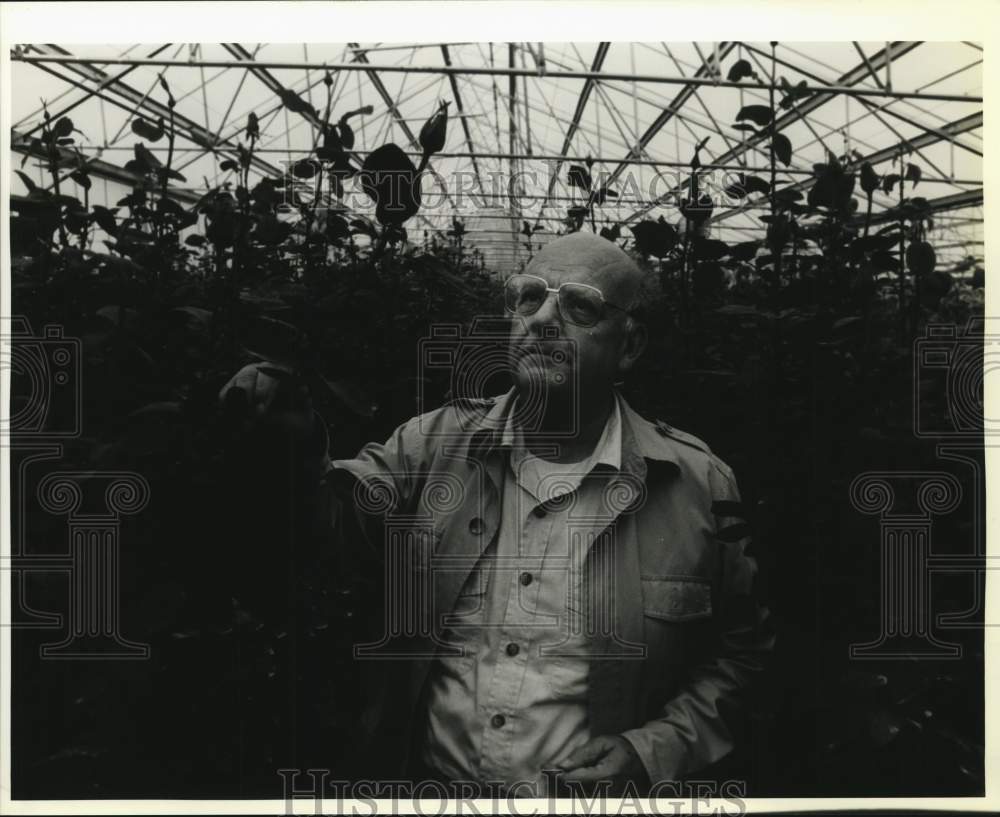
top-left (219, 363), bottom-right (329, 478)
top-left (554, 735), bottom-right (650, 794)
top-left (219, 362), bottom-right (318, 442)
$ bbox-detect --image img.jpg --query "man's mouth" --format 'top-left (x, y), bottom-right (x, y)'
top-left (513, 346), bottom-right (573, 375)
top-left (515, 347), bottom-right (559, 362)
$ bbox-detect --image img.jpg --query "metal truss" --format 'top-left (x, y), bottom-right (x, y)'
top-left (9, 42), bottom-right (983, 266)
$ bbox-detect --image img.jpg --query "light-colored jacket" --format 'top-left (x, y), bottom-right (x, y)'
top-left (325, 387), bottom-right (774, 785)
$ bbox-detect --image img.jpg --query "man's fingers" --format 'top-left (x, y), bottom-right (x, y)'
top-left (559, 764), bottom-right (606, 784)
top-left (557, 738), bottom-right (609, 771)
top-left (219, 365), bottom-right (261, 406)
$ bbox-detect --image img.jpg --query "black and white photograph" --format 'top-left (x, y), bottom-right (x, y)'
top-left (1, 2), bottom-right (994, 814)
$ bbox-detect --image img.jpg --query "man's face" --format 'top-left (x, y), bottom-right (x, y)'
top-left (508, 240), bottom-right (640, 410)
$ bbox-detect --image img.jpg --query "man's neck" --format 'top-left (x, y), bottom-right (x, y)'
top-left (519, 389), bottom-right (615, 464)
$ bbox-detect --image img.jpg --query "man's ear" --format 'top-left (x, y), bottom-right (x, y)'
top-left (618, 320), bottom-right (647, 374)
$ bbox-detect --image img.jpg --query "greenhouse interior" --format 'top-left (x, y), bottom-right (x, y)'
top-left (6, 39), bottom-right (987, 800)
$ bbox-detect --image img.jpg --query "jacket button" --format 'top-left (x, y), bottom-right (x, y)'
top-left (506, 642), bottom-right (520, 657)
top-left (468, 517), bottom-right (484, 535)
top-left (532, 505), bottom-right (547, 518)
top-left (491, 714), bottom-right (506, 728)
top-left (519, 572), bottom-right (533, 586)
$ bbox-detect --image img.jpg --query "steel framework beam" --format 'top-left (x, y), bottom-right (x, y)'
top-left (25, 44), bottom-right (285, 180)
top-left (859, 188), bottom-right (983, 227)
top-left (710, 110), bottom-right (984, 224)
top-left (738, 42), bottom-right (982, 157)
top-left (533, 43), bottom-right (609, 224)
top-left (602, 42), bottom-right (736, 192)
top-left (348, 42), bottom-right (457, 220)
top-left (11, 128), bottom-right (202, 204)
top-left (12, 51), bottom-right (982, 103)
top-left (623, 41), bottom-right (923, 224)
top-left (440, 44), bottom-right (484, 195)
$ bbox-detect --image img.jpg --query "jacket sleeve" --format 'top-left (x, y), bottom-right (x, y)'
top-left (621, 458), bottom-right (775, 784)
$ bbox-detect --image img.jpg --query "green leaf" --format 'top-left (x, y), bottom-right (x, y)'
top-left (882, 173), bottom-right (901, 194)
top-left (129, 401), bottom-right (182, 417)
top-left (723, 174), bottom-right (749, 199)
top-left (131, 117), bottom-right (165, 142)
top-left (15, 170), bottom-right (38, 193)
top-left (735, 105), bottom-right (773, 127)
top-left (778, 79), bottom-right (809, 109)
top-left (906, 241), bottom-right (936, 276)
top-left (591, 185), bottom-right (618, 205)
top-left (278, 88), bottom-right (315, 116)
top-left (359, 143), bottom-right (423, 225)
top-left (70, 170), bottom-right (91, 191)
top-left (726, 59), bottom-right (754, 82)
top-left (159, 167), bottom-right (187, 183)
top-left (172, 306), bottom-right (213, 323)
top-left (870, 250), bottom-right (899, 271)
top-left (629, 217), bottom-right (678, 259)
top-left (53, 116), bottom-right (74, 138)
top-left (905, 163), bottom-right (922, 189)
top-left (316, 373), bottom-right (377, 418)
top-left (729, 241), bottom-right (760, 261)
top-left (293, 159), bottom-right (318, 179)
top-left (338, 121), bottom-right (355, 151)
top-left (418, 100), bottom-right (450, 157)
top-left (771, 133), bottom-right (792, 166)
top-left (91, 205), bottom-right (119, 235)
top-left (600, 224), bottom-right (622, 242)
top-left (833, 316), bottom-right (863, 331)
top-left (744, 175), bottom-right (771, 196)
top-left (567, 164), bottom-right (592, 191)
top-left (715, 304), bottom-right (761, 316)
top-left (246, 112), bottom-right (260, 139)
top-left (134, 142), bottom-right (162, 170)
top-left (774, 187), bottom-right (803, 204)
top-left (860, 162), bottom-right (880, 196)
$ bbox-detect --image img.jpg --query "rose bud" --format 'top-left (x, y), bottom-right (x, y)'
top-left (419, 100), bottom-right (450, 159)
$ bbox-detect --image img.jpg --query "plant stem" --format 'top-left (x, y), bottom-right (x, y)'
top-left (897, 151), bottom-right (906, 339)
top-left (768, 42), bottom-right (782, 289)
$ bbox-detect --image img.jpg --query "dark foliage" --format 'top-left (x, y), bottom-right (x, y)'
top-left (10, 70), bottom-right (984, 798)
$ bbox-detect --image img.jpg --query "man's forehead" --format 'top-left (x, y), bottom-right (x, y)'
top-left (526, 246), bottom-right (637, 288)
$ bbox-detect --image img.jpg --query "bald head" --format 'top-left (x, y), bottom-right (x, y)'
top-left (525, 232), bottom-right (646, 312)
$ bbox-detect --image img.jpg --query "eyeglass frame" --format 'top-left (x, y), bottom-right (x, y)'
top-left (503, 273), bottom-right (636, 328)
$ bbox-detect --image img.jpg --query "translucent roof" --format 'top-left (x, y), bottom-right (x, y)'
top-left (10, 41), bottom-right (983, 272)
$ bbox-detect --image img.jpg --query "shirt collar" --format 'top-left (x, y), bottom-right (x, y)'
top-left (503, 391), bottom-right (622, 473)
top-left (469, 387), bottom-right (679, 475)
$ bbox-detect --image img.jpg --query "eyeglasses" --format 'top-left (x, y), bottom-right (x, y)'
top-left (503, 273), bottom-right (633, 328)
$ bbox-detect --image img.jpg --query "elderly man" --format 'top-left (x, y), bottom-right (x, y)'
top-left (222, 232), bottom-right (772, 796)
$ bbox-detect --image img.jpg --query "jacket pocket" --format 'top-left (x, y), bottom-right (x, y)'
top-left (640, 576), bottom-right (713, 621)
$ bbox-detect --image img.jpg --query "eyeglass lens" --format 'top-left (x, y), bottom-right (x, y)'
top-left (506, 276), bottom-right (603, 327)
